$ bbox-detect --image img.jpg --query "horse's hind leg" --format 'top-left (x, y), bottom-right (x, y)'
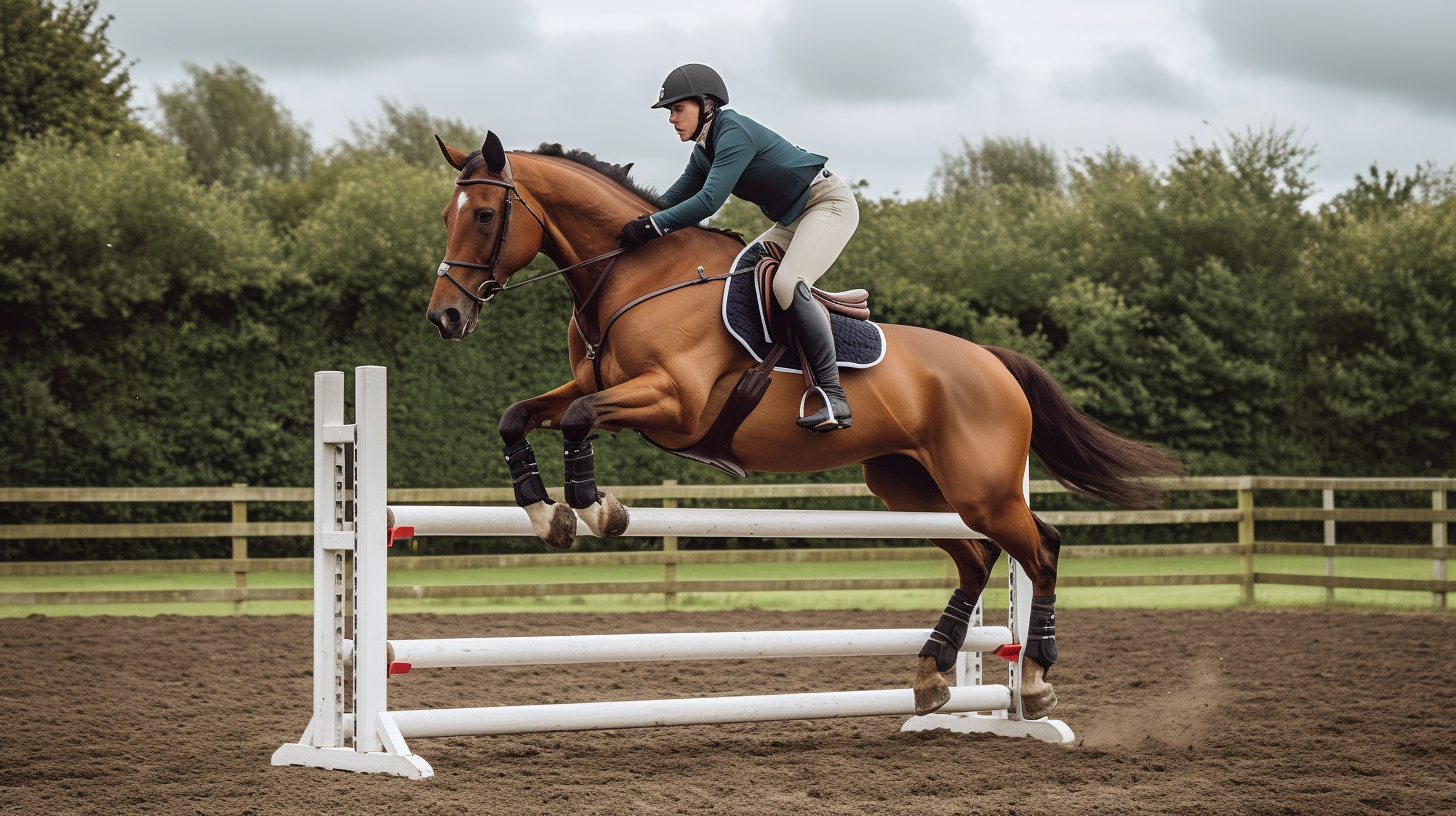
top-left (931, 470), bottom-right (1064, 720)
top-left (863, 456), bottom-right (1003, 715)
top-left (1006, 513), bottom-right (1062, 719)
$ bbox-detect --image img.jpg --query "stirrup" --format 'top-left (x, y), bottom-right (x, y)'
top-left (797, 387), bottom-right (851, 432)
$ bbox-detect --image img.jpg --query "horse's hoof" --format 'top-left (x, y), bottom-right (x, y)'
top-left (598, 492), bottom-right (630, 537)
top-left (1020, 684), bottom-right (1058, 720)
top-left (524, 500), bottom-right (577, 550)
top-left (576, 492), bottom-right (630, 538)
top-left (914, 683), bottom-right (952, 716)
top-left (912, 655), bottom-right (951, 715)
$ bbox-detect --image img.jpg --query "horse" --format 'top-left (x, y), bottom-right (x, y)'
top-left (425, 132), bottom-right (1183, 719)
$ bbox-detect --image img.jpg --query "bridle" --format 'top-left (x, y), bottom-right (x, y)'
top-left (435, 159), bottom-right (750, 391)
top-left (435, 171), bottom-right (626, 306)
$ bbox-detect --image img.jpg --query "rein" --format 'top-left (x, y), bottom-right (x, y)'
top-left (437, 165), bottom-right (749, 392)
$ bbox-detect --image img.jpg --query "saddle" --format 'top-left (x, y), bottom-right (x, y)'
top-left (640, 242), bottom-right (876, 477)
top-left (754, 242), bottom-right (871, 339)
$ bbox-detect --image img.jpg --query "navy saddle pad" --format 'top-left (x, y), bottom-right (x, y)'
top-left (720, 241), bottom-right (885, 374)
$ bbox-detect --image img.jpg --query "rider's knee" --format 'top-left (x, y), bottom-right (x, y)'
top-left (773, 274), bottom-right (806, 310)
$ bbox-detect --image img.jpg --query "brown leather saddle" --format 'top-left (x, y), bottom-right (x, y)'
top-left (755, 241), bottom-right (871, 336)
top-left (640, 242), bottom-right (872, 477)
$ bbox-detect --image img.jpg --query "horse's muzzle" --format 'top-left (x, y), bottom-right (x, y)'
top-left (427, 305), bottom-right (474, 340)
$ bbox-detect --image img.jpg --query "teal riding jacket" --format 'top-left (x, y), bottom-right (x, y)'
top-left (653, 109), bottom-right (828, 233)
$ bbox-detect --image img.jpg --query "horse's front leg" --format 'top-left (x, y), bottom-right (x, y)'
top-left (499, 381), bottom-right (586, 551)
top-left (558, 372), bottom-right (684, 539)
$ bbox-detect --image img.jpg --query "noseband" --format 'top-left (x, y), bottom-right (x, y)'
top-left (436, 172), bottom-right (625, 305)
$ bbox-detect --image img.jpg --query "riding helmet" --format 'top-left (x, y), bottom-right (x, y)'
top-left (651, 63), bottom-right (729, 109)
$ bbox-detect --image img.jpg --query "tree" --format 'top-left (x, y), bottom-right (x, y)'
top-left (340, 98), bottom-right (484, 167)
top-left (154, 62), bottom-right (312, 186)
top-left (1326, 164), bottom-right (1419, 223)
top-left (0, 0), bottom-right (139, 158)
top-left (1057, 128), bottom-right (1317, 471)
top-left (0, 135), bottom-right (286, 498)
top-left (930, 135), bottom-right (1062, 199)
top-left (1290, 196), bottom-right (1456, 476)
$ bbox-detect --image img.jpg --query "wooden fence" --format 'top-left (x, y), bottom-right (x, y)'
top-left (0, 477), bottom-right (1451, 609)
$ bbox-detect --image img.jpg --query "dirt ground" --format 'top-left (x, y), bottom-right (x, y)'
top-left (3, 607), bottom-right (1454, 816)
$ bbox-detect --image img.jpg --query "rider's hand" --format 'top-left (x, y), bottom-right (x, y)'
top-left (618, 215), bottom-right (663, 249)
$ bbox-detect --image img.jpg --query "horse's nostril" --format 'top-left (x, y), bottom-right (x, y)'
top-left (427, 306), bottom-right (461, 337)
top-left (428, 306), bottom-right (466, 338)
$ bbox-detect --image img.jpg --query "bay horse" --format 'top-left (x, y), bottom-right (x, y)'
top-left (425, 133), bottom-right (1182, 719)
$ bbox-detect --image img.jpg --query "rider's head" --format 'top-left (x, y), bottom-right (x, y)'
top-left (652, 63), bottom-right (728, 142)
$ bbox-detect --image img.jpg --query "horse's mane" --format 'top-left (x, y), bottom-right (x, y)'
top-left (527, 143), bottom-right (747, 246)
top-left (529, 143), bottom-right (659, 205)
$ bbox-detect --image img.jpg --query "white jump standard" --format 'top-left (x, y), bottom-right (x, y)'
top-left (272, 367), bottom-right (1073, 780)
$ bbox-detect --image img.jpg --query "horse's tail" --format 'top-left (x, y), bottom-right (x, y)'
top-left (982, 345), bottom-right (1184, 509)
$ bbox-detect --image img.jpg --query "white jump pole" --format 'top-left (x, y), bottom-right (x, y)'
top-left (274, 367), bottom-right (1073, 780)
top-left (389, 505), bottom-right (1003, 540)
top-left (366, 627), bottom-right (1014, 669)
top-left (386, 686), bottom-right (1012, 737)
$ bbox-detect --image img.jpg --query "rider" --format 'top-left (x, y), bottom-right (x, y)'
top-left (617, 63), bottom-right (860, 433)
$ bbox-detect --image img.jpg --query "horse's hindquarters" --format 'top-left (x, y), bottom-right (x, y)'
top-left (730, 324), bottom-right (1032, 476)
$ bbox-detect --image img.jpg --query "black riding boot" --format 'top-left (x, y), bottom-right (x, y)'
top-left (786, 281), bottom-right (852, 432)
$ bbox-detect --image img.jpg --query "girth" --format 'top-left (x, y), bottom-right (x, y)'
top-left (636, 339), bottom-right (790, 478)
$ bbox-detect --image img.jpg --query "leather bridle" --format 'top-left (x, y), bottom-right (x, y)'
top-left (435, 162), bottom-right (749, 391)
top-left (435, 172), bottom-right (626, 305)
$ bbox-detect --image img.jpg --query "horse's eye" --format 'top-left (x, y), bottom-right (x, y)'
top-left (475, 209), bottom-right (496, 226)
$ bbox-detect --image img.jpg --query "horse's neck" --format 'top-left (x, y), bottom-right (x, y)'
top-left (520, 159), bottom-right (640, 271)
top-left (519, 158), bottom-right (716, 310)
top-left (516, 157), bottom-right (743, 340)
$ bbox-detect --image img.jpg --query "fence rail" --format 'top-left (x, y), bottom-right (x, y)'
top-left (0, 478), bottom-right (1450, 610)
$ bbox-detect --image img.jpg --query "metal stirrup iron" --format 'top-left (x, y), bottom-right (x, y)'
top-left (798, 387), bottom-right (839, 426)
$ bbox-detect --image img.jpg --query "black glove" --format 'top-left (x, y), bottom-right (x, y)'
top-left (618, 215), bottom-right (662, 249)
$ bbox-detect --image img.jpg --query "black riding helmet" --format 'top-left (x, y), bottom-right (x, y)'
top-left (651, 63), bottom-right (729, 110)
top-left (652, 64), bottom-right (728, 142)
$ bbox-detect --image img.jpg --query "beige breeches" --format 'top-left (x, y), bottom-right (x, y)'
top-left (756, 174), bottom-right (861, 309)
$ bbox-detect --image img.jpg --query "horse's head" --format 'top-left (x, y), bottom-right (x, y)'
top-left (427, 131), bottom-right (549, 339)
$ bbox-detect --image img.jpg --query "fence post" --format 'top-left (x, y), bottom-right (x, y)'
top-left (232, 482), bottom-right (248, 615)
top-left (1435, 490), bottom-right (1448, 610)
top-left (1238, 485), bottom-right (1255, 603)
top-left (662, 479), bottom-right (678, 607)
top-left (1323, 488), bottom-right (1336, 602)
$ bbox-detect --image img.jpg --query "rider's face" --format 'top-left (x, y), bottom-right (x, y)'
top-left (668, 100), bottom-right (701, 142)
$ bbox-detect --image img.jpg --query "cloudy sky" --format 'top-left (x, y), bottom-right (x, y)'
top-left (99, 0), bottom-right (1456, 203)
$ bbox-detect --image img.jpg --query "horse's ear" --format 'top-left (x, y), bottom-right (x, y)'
top-left (482, 131), bottom-right (507, 174)
top-left (621, 162), bottom-right (634, 175)
top-left (435, 135), bottom-right (468, 171)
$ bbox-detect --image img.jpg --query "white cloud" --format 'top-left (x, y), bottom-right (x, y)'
top-left (1199, 0), bottom-right (1456, 114)
top-left (768, 0), bottom-right (986, 102)
top-left (103, 0), bottom-right (536, 74)
top-left (93, 0), bottom-right (1456, 204)
top-left (1060, 46), bottom-right (1208, 110)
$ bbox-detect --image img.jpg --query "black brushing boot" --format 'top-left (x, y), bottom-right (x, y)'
top-left (786, 281), bottom-right (852, 432)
